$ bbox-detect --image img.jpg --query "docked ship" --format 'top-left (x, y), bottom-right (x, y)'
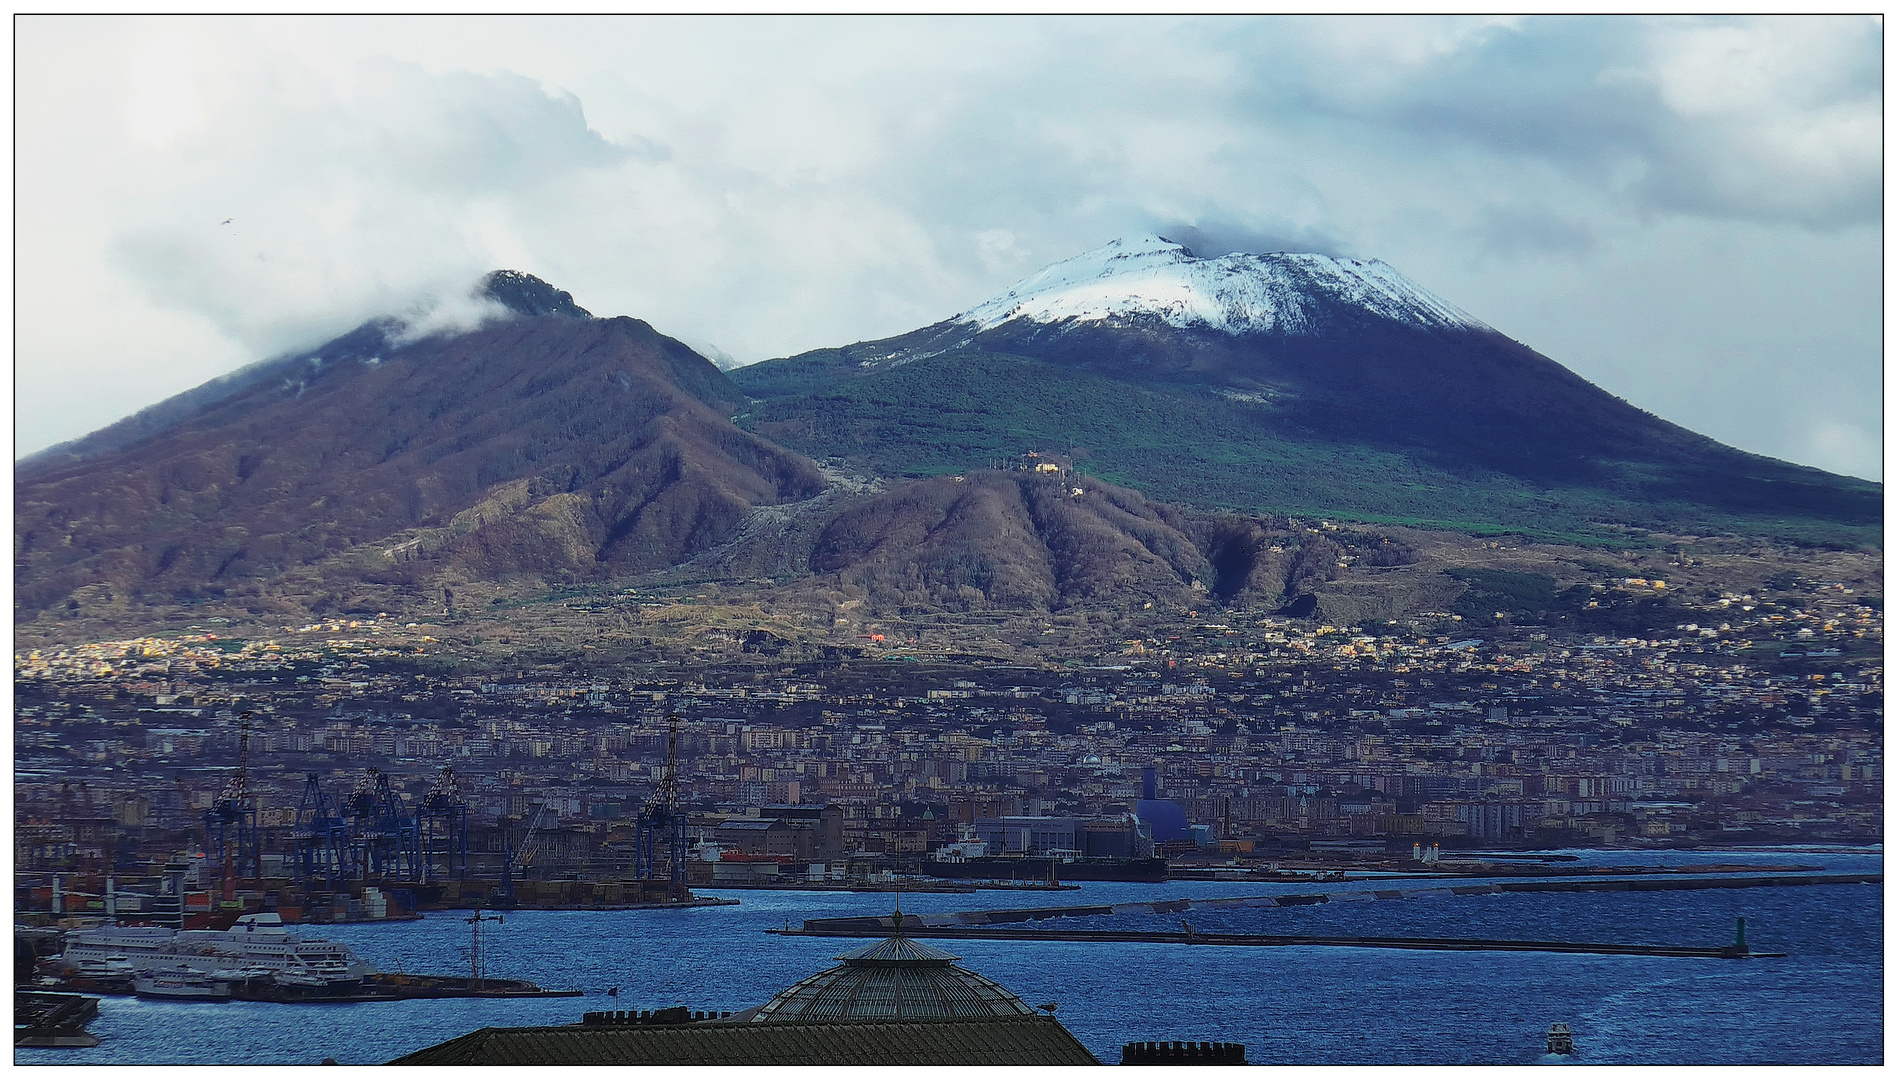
top-left (133, 968), bottom-right (234, 1002)
top-left (921, 815), bottom-right (1171, 884)
top-left (920, 846), bottom-right (1169, 883)
top-left (58, 913), bottom-right (372, 993)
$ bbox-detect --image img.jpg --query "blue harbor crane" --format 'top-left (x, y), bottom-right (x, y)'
top-left (633, 714), bottom-right (688, 899)
top-left (291, 772), bottom-right (352, 891)
top-left (418, 766), bottom-right (470, 883)
top-left (204, 712), bottom-right (261, 898)
top-left (343, 768), bottom-right (421, 882)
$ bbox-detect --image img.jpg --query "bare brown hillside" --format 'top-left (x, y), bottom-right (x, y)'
top-left (16, 305), bottom-right (826, 628)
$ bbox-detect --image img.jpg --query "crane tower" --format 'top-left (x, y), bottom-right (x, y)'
top-left (418, 766), bottom-right (470, 883)
top-left (633, 714), bottom-right (688, 899)
top-left (205, 712), bottom-right (261, 897)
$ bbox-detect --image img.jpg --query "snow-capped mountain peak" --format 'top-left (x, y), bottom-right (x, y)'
top-left (958, 234), bottom-right (1487, 336)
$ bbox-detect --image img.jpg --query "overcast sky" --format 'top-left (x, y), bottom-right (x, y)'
top-left (16, 15), bottom-right (1884, 479)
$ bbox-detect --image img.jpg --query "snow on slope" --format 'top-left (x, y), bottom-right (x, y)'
top-left (959, 235), bottom-right (1489, 336)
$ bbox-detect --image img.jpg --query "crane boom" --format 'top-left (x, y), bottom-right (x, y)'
top-left (513, 800), bottom-right (553, 870)
top-left (498, 798), bottom-right (553, 906)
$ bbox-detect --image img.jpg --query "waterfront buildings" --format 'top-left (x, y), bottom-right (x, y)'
top-left (14, 581), bottom-right (1881, 914)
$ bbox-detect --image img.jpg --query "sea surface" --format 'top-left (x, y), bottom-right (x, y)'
top-left (17, 847), bottom-right (1881, 1065)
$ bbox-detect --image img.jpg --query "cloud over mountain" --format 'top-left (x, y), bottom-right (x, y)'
top-left (17, 15), bottom-right (1883, 479)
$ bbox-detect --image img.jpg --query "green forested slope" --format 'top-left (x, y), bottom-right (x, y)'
top-left (732, 348), bottom-right (1879, 548)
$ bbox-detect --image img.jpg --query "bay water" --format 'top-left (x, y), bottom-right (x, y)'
top-left (17, 848), bottom-right (1880, 1065)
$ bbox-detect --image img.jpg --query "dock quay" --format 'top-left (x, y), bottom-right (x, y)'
top-left (35, 972), bottom-right (582, 1004)
top-left (793, 872), bottom-right (1882, 933)
top-left (15, 991), bottom-right (102, 1047)
top-left (442, 895), bottom-right (738, 911)
top-left (766, 926), bottom-right (1786, 959)
top-left (701, 881), bottom-right (981, 894)
top-left (319, 974), bottom-right (585, 1002)
top-left (697, 880), bottom-right (1078, 894)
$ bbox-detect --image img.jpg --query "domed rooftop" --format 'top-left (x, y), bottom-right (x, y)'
top-left (750, 931), bottom-right (1038, 1024)
top-left (394, 915), bottom-right (1102, 1065)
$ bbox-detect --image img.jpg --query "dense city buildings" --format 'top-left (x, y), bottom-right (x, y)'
top-left (16, 568), bottom-right (1880, 917)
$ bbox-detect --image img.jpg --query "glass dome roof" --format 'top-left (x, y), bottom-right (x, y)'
top-left (750, 934), bottom-right (1038, 1024)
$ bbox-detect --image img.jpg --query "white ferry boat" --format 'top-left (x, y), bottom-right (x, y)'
top-left (62, 914), bottom-right (373, 988)
top-left (133, 968), bottom-right (233, 1002)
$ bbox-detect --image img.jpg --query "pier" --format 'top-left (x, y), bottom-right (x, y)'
top-left (792, 872), bottom-right (1881, 934)
top-left (14, 991), bottom-right (101, 1047)
top-left (699, 880), bottom-right (1080, 894)
top-left (39, 972), bottom-right (583, 1004)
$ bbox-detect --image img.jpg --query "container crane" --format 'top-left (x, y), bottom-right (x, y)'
top-left (418, 766), bottom-right (470, 883)
top-left (205, 711), bottom-right (261, 899)
top-left (343, 767), bottom-right (421, 882)
top-left (292, 772), bottom-right (351, 891)
top-left (633, 714), bottom-right (688, 899)
top-left (496, 800), bottom-right (553, 908)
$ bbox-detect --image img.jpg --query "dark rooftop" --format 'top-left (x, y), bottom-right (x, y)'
top-left (389, 1016), bottom-right (1098, 1065)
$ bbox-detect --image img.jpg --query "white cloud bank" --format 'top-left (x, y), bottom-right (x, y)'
top-left (15, 14), bottom-right (1884, 480)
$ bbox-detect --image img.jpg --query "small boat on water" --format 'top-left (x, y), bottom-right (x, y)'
top-left (1547, 1023), bottom-right (1575, 1056)
top-left (134, 968), bottom-right (232, 1002)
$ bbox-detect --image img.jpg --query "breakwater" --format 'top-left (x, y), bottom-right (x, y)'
top-left (767, 925), bottom-right (1784, 959)
top-left (795, 872), bottom-right (1882, 933)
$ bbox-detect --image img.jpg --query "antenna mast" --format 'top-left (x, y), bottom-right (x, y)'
top-left (466, 907), bottom-right (504, 990)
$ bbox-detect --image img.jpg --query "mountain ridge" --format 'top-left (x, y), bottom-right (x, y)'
top-left (16, 299), bottom-right (826, 626)
top-left (12, 253), bottom-right (1880, 646)
top-left (19, 271), bottom-right (591, 471)
top-left (731, 238), bottom-right (1878, 546)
